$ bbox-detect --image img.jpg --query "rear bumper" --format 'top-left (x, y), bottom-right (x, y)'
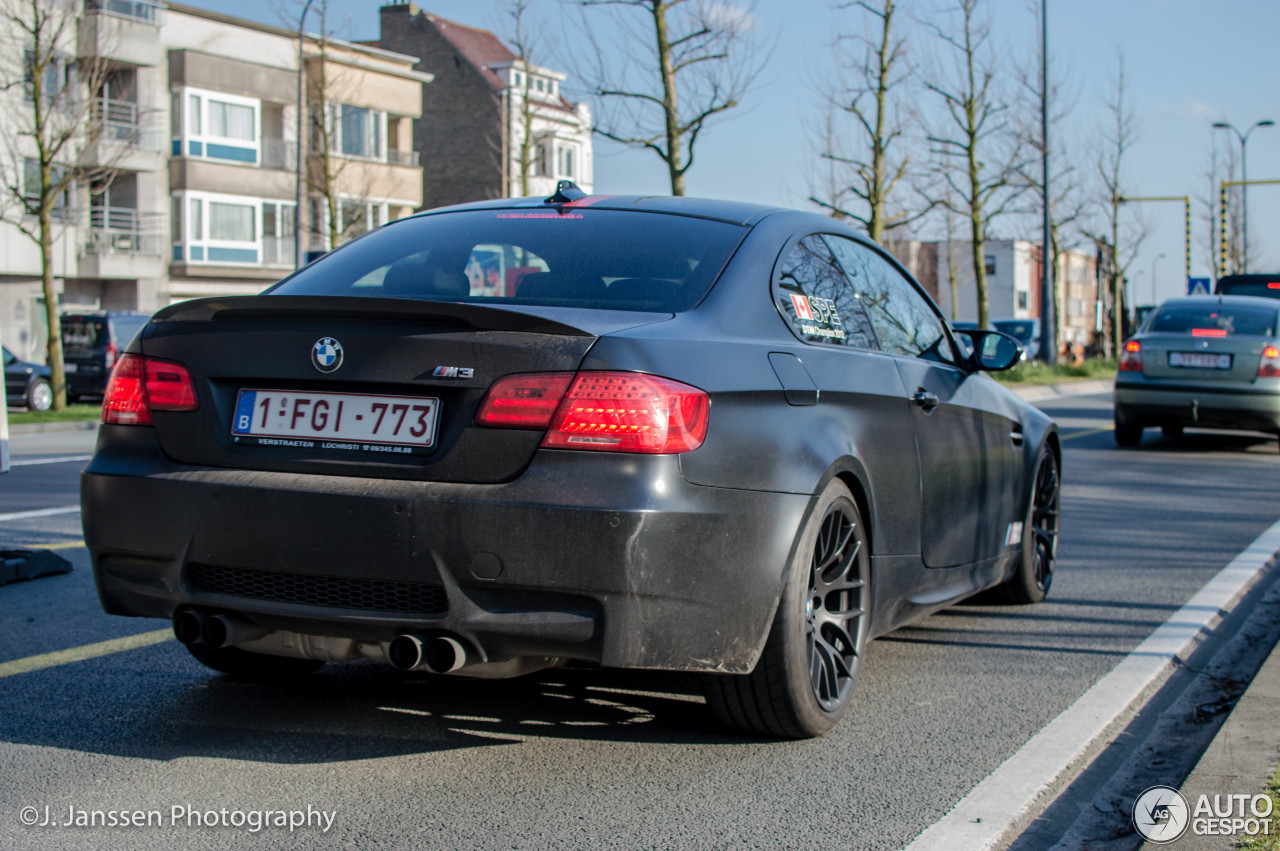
top-left (1114, 381), bottom-right (1280, 432)
top-left (81, 426), bottom-right (809, 674)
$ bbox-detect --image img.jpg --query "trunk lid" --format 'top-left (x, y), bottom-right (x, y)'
top-left (138, 295), bottom-right (671, 483)
top-left (1139, 332), bottom-right (1268, 383)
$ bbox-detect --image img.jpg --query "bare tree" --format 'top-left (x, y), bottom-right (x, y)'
top-left (0, 0), bottom-right (126, 410)
top-left (922, 0), bottom-right (1026, 329)
top-left (1198, 137), bottom-right (1259, 276)
top-left (1011, 0), bottom-right (1086, 349)
top-left (1083, 51), bottom-right (1145, 357)
top-left (810, 0), bottom-right (933, 242)
top-left (572, 0), bottom-right (765, 195)
top-left (502, 0), bottom-right (544, 196)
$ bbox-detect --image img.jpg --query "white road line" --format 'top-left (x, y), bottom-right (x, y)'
top-left (9, 455), bottom-right (92, 467)
top-left (0, 505), bottom-right (81, 522)
top-left (906, 517), bottom-right (1280, 851)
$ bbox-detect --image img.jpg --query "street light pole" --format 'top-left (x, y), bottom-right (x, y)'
top-left (1150, 252), bottom-right (1164, 305)
top-left (1039, 0), bottom-right (1055, 364)
top-left (294, 0), bottom-right (317, 270)
top-left (1213, 119), bottom-right (1275, 274)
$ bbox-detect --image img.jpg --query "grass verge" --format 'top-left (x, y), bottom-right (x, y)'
top-left (1236, 762), bottom-right (1280, 849)
top-left (991, 358), bottom-right (1117, 387)
top-left (5, 404), bottom-right (101, 425)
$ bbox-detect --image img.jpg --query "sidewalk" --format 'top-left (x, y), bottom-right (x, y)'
top-left (1167, 615), bottom-right (1280, 849)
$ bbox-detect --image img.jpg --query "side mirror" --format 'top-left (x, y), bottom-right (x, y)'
top-left (953, 329), bottom-right (1023, 372)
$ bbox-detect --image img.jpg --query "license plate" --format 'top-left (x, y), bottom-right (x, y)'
top-left (231, 389), bottom-right (440, 448)
top-left (1169, 352), bottom-right (1232, 369)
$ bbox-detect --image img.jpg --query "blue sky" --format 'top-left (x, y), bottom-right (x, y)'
top-left (194, 0), bottom-right (1280, 305)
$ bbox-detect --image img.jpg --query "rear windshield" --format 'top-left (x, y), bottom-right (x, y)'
top-left (61, 315), bottom-right (149, 350)
top-left (61, 317), bottom-right (106, 350)
top-left (267, 209), bottom-right (747, 313)
top-left (1148, 302), bottom-right (1278, 337)
top-left (1215, 275), bottom-right (1280, 299)
top-left (992, 320), bottom-right (1036, 341)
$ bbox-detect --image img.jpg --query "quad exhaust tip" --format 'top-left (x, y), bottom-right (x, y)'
top-left (172, 610), bottom-right (270, 649)
top-left (388, 634), bottom-right (468, 673)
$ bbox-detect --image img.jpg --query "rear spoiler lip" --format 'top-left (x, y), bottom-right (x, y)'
top-left (150, 295), bottom-right (674, 338)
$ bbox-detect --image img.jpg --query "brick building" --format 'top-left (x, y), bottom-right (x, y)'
top-left (377, 2), bottom-right (593, 209)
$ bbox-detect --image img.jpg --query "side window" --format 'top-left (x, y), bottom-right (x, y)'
top-left (825, 235), bottom-right (957, 366)
top-left (773, 235), bottom-right (877, 349)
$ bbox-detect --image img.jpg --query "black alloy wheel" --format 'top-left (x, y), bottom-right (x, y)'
top-left (703, 479), bottom-right (870, 738)
top-left (996, 447), bottom-right (1059, 604)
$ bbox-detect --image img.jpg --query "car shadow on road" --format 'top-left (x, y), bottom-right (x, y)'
top-left (0, 643), bottom-right (780, 764)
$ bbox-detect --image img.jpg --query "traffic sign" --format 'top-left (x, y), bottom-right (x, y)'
top-left (1188, 277), bottom-right (1211, 295)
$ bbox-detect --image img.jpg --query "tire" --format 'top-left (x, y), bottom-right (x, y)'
top-left (1114, 411), bottom-right (1143, 447)
top-left (703, 479), bottom-right (870, 738)
top-left (994, 446), bottom-right (1060, 604)
top-left (185, 642), bottom-right (324, 681)
top-left (26, 377), bottom-right (52, 412)
top-left (1161, 423), bottom-right (1183, 439)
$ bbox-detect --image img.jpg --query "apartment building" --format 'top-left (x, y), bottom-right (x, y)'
top-left (0, 0), bottom-right (429, 361)
top-left (930, 239), bottom-right (1100, 348)
top-left (376, 2), bottom-right (593, 209)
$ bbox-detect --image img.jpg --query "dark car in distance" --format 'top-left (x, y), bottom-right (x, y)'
top-left (1214, 274), bottom-right (1280, 299)
top-left (60, 311), bottom-right (151, 400)
top-left (4, 345), bottom-right (53, 412)
top-left (81, 184), bottom-right (1060, 738)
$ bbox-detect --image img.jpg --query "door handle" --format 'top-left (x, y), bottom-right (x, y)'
top-left (911, 389), bottom-right (940, 412)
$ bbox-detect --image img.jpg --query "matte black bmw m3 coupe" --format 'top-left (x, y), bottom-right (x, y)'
top-left (81, 184), bottom-right (1059, 738)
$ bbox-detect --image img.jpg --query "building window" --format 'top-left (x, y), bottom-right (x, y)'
top-left (23, 159), bottom-right (69, 221)
top-left (558, 146), bottom-right (575, 179)
top-left (535, 78), bottom-right (544, 92)
top-left (174, 191), bottom-right (287, 264)
top-left (1016, 291), bottom-right (1028, 310)
top-left (176, 87), bottom-right (260, 164)
top-left (512, 71), bottom-right (522, 87)
top-left (335, 105), bottom-right (384, 159)
top-left (24, 49), bottom-right (70, 105)
top-left (984, 254), bottom-right (997, 276)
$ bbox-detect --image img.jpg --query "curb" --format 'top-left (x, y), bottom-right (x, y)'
top-left (1169, 605), bottom-right (1280, 850)
top-left (1010, 379), bottom-right (1114, 401)
top-left (7, 420), bottom-right (98, 435)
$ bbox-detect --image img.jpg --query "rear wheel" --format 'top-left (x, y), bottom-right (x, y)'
top-left (1114, 410), bottom-right (1143, 447)
top-left (26, 378), bottom-right (52, 412)
top-left (994, 446), bottom-right (1059, 604)
top-left (703, 479), bottom-right (870, 738)
top-left (185, 642), bottom-right (324, 681)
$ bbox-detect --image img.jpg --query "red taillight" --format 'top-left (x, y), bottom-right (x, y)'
top-left (1119, 340), bottom-right (1142, 372)
top-left (102, 354), bottom-right (198, 425)
top-left (1268, 282), bottom-right (1280, 290)
top-left (1260, 345), bottom-right (1280, 378)
top-left (1192, 328), bottom-right (1228, 338)
top-left (542, 373), bottom-right (709, 454)
top-left (474, 372), bottom-right (575, 428)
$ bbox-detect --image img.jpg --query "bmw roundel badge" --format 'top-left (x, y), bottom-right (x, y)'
top-left (311, 337), bottom-right (344, 373)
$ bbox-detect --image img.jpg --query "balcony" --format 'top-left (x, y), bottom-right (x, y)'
top-left (261, 138), bottom-right (297, 172)
top-left (80, 205), bottom-right (163, 278)
top-left (79, 0), bottom-right (164, 66)
top-left (84, 98), bottom-right (163, 168)
top-left (84, 0), bottom-right (164, 25)
top-left (386, 149), bottom-right (419, 167)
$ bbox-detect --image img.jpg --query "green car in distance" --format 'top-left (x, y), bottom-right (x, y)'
top-left (1114, 295), bottom-right (1280, 448)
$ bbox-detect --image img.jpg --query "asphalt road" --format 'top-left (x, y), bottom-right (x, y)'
top-left (1, 396), bottom-right (1278, 850)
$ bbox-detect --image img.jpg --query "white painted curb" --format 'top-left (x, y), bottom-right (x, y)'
top-left (905, 517), bottom-right (1280, 851)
